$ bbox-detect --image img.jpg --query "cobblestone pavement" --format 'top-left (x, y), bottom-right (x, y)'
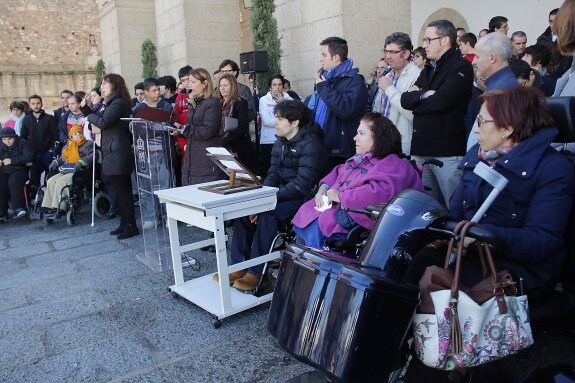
top-left (0, 210), bottom-right (318, 383)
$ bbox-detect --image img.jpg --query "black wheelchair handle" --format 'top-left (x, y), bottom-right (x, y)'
top-left (430, 220), bottom-right (505, 250)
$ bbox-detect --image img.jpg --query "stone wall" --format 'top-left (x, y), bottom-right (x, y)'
top-left (275, 0), bottom-right (410, 100)
top-left (0, 0), bottom-right (101, 122)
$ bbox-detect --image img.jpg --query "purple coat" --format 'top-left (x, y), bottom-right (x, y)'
top-left (292, 154), bottom-right (423, 237)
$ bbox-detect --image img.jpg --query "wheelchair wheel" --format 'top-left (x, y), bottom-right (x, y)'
top-left (94, 192), bottom-right (113, 219)
top-left (66, 210), bottom-right (75, 226)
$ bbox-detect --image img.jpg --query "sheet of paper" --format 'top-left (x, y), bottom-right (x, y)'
top-left (314, 195), bottom-right (332, 212)
top-left (221, 160), bottom-right (243, 171)
top-left (206, 147), bottom-right (232, 155)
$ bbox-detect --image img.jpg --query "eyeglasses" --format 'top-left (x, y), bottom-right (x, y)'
top-left (422, 36), bottom-right (442, 44)
top-left (383, 49), bottom-right (402, 55)
top-left (476, 115), bottom-right (495, 127)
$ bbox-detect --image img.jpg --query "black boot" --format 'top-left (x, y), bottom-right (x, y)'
top-left (110, 225), bottom-right (125, 235)
top-left (117, 224), bottom-right (139, 240)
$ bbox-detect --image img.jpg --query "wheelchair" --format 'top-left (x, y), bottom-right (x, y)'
top-left (41, 164), bottom-right (113, 225)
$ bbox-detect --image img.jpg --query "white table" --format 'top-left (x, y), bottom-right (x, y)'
top-left (155, 183), bottom-right (279, 327)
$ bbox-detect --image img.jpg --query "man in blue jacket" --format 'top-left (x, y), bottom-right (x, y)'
top-left (308, 36), bottom-right (368, 169)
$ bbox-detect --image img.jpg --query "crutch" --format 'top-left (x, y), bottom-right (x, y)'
top-left (86, 120), bottom-right (96, 227)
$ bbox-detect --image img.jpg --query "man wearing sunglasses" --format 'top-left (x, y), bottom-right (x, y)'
top-left (401, 19), bottom-right (473, 207)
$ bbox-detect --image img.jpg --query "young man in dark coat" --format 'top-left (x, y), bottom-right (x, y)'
top-left (401, 20), bottom-right (474, 206)
top-left (222, 100), bottom-right (328, 292)
top-left (20, 94), bottom-right (58, 187)
top-left (308, 36), bottom-right (368, 169)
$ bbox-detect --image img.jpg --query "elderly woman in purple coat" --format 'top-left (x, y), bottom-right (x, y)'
top-left (292, 112), bottom-right (423, 248)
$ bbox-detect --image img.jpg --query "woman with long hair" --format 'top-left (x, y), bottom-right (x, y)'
top-left (83, 73), bottom-right (139, 240)
top-left (218, 74), bottom-right (259, 175)
top-left (173, 68), bottom-right (223, 185)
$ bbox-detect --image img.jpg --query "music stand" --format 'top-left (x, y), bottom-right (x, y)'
top-left (198, 148), bottom-right (261, 194)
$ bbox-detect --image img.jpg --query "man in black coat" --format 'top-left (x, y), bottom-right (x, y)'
top-left (401, 19), bottom-right (473, 206)
top-left (225, 100), bottom-right (328, 292)
top-left (20, 94), bottom-right (58, 187)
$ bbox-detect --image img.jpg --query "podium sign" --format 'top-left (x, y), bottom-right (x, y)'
top-left (131, 120), bottom-right (175, 272)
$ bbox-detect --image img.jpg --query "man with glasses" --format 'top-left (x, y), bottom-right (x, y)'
top-left (401, 19), bottom-right (473, 206)
top-left (373, 32), bottom-right (421, 154)
top-left (466, 32), bottom-right (518, 150)
top-left (488, 16), bottom-right (509, 35)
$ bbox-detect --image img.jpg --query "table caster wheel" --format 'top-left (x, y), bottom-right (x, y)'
top-left (213, 319), bottom-right (221, 329)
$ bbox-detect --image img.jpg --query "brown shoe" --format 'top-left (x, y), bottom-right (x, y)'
top-left (232, 273), bottom-right (261, 291)
top-left (212, 270), bottom-right (246, 284)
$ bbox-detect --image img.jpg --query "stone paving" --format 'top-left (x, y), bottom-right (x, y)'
top-left (0, 210), bottom-right (319, 383)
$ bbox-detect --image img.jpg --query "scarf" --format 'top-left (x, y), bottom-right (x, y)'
top-left (477, 145), bottom-right (514, 166)
top-left (9, 113), bottom-right (25, 135)
top-left (349, 151), bottom-right (374, 166)
top-left (220, 99), bottom-right (233, 136)
top-left (62, 124), bottom-right (86, 164)
top-left (310, 59), bottom-right (354, 128)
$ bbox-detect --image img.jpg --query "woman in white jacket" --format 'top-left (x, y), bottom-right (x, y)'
top-left (258, 74), bottom-right (293, 178)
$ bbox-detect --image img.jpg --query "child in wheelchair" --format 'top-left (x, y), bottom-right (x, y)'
top-left (0, 127), bottom-right (34, 221)
top-left (41, 125), bottom-right (93, 218)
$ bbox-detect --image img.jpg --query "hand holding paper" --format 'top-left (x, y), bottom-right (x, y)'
top-left (314, 195), bottom-right (332, 212)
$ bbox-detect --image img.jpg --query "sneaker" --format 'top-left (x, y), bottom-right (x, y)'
top-left (232, 273), bottom-right (261, 292)
top-left (13, 209), bottom-right (27, 219)
top-left (117, 225), bottom-right (140, 240)
top-left (142, 220), bottom-right (158, 230)
top-left (212, 270), bottom-right (246, 284)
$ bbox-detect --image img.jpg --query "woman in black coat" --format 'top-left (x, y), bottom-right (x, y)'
top-left (218, 74), bottom-right (260, 175)
top-left (83, 73), bottom-right (138, 239)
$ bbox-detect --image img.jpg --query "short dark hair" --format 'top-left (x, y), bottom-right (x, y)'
top-left (69, 94), bottom-right (83, 104)
top-left (283, 79), bottom-right (291, 88)
top-left (9, 101), bottom-right (24, 111)
top-left (143, 78), bottom-right (159, 90)
top-left (384, 32), bottom-right (413, 52)
top-left (427, 20), bottom-right (457, 46)
top-left (523, 44), bottom-right (551, 67)
top-left (60, 89), bottom-right (73, 97)
top-left (178, 65), bottom-right (193, 80)
top-left (29, 94), bottom-right (42, 104)
top-left (158, 75), bottom-right (177, 92)
top-left (134, 82), bottom-right (144, 92)
top-left (91, 87), bottom-right (101, 96)
top-left (268, 74), bottom-right (285, 88)
top-left (488, 16), bottom-right (508, 32)
top-left (456, 27), bottom-right (467, 34)
top-left (74, 91), bottom-right (86, 100)
top-left (460, 32), bottom-right (477, 47)
top-left (480, 87), bottom-right (553, 143)
top-left (218, 59), bottom-right (240, 78)
top-left (412, 46), bottom-right (426, 59)
top-left (320, 36), bottom-right (348, 61)
top-left (509, 58), bottom-right (532, 80)
top-left (360, 112), bottom-right (402, 158)
top-left (550, 8), bottom-right (559, 17)
top-left (274, 100), bottom-right (312, 127)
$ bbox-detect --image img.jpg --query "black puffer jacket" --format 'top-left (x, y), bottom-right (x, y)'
top-left (264, 123), bottom-right (328, 202)
top-left (87, 91), bottom-right (133, 176)
top-left (0, 138), bottom-right (34, 175)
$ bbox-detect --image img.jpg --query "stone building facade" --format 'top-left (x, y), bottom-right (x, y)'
top-left (0, 0), bottom-right (101, 122)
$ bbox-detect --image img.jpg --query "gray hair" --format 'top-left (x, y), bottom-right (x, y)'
top-left (478, 32), bottom-right (513, 61)
top-left (511, 31), bottom-right (527, 40)
top-left (427, 20), bottom-right (457, 46)
top-left (384, 32), bottom-right (413, 52)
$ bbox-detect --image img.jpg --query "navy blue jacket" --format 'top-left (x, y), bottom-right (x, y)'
top-left (450, 127), bottom-right (574, 290)
top-left (313, 67), bottom-right (368, 159)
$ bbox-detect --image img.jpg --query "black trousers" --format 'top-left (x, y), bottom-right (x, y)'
top-left (106, 174), bottom-right (137, 227)
top-left (258, 144), bottom-right (273, 179)
top-left (0, 170), bottom-right (28, 215)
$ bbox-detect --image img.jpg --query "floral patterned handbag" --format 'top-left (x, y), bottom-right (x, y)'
top-left (412, 220), bottom-right (534, 370)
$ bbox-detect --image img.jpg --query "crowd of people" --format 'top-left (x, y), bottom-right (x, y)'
top-left (1, 2), bottom-right (575, 302)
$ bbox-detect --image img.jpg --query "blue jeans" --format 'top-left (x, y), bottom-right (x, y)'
top-left (230, 199), bottom-right (303, 276)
